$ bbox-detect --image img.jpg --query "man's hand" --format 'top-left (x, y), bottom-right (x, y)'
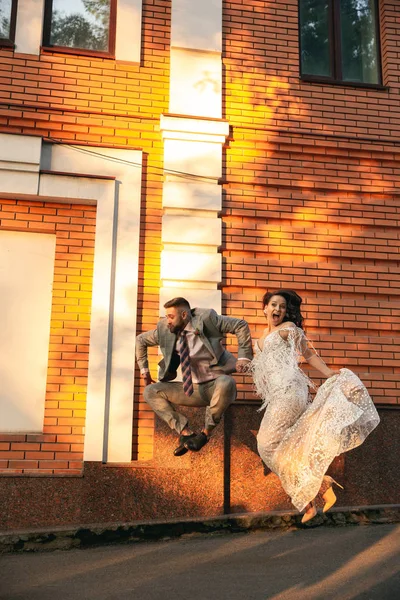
top-left (236, 359), bottom-right (251, 373)
top-left (142, 372), bottom-right (155, 386)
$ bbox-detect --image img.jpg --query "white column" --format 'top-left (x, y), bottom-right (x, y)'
top-left (161, 0), bottom-right (226, 314)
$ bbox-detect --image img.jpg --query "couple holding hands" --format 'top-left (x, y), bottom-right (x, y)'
top-left (136, 291), bottom-right (380, 523)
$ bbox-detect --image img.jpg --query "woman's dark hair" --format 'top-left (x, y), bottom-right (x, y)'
top-left (262, 289), bottom-right (305, 329)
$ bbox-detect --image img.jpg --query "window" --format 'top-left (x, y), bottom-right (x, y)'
top-left (42, 0), bottom-right (117, 57)
top-left (299, 0), bottom-right (381, 85)
top-left (0, 0), bottom-right (18, 46)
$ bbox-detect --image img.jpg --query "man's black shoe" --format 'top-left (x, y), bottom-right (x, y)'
top-left (173, 432), bottom-right (197, 457)
top-left (184, 432), bottom-right (209, 452)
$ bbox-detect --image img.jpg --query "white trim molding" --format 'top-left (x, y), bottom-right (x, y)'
top-left (160, 115), bottom-right (228, 315)
top-left (0, 133), bottom-right (142, 464)
top-left (14, 0), bottom-right (142, 62)
top-left (41, 144), bottom-right (142, 463)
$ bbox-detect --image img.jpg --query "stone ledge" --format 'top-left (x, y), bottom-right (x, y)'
top-left (1, 504), bottom-right (399, 554)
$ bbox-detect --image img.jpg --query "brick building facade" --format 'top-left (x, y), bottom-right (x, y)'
top-left (0, 0), bottom-right (398, 530)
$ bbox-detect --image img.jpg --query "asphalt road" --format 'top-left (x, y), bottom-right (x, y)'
top-left (0, 523), bottom-right (399, 600)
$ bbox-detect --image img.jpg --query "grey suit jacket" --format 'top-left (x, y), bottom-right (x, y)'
top-left (136, 308), bottom-right (253, 381)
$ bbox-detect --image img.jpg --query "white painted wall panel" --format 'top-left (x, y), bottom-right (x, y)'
top-left (116, 0), bottom-right (142, 63)
top-left (14, 0), bottom-right (45, 55)
top-left (0, 171), bottom-right (40, 195)
top-left (160, 288), bottom-right (221, 313)
top-left (164, 139), bottom-right (223, 179)
top-left (160, 115), bottom-right (229, 142)
top-left (0, 134), bottom-right (41, 166)
top-left (0, 133), bottom-right (41, 194)
top-left (171, 0), bottom-right (222, 52)
top-left (0, 230), bottom-right (55, 432)
top-left (162, 215), bottom-right (221, 246)
top-left (170, 48), bottom-right (222, 119)
top-left (163, 181), bottom-right (222, 211)
top-left (161, 250), bottom-right (221, 283)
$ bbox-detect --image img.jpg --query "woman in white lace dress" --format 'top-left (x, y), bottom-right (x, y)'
top-left (250, 289), bottom-right (380, 523)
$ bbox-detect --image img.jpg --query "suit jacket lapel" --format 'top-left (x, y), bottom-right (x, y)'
top-left (159, 326), bottom-right (177, 365)
top-left (190, 314), bottom-right (217, 361)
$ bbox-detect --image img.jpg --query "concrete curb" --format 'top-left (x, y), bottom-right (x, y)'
top-left (1, 504), bottom-right (399, 553)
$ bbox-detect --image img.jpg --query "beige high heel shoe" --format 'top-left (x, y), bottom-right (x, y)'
top-left (322, 476), bottom-right (344, 513)
top-left (301, 500), bottom-right (317, 524)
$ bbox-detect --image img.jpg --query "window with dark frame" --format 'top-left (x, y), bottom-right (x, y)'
top-left (42, 0), bottom-right (116, 57)
top-left (299, 0), bottom-right (381, 86)
top-left (0, 0), bottom-right (18, 47)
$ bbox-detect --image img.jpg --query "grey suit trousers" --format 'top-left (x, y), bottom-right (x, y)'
top-left (143, 375), bottom-right (237, 434)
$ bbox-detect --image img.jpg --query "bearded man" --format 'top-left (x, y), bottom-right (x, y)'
top-left (136, 297), bottom-right (253, 456)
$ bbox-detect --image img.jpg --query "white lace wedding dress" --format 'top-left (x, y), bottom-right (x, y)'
top-left (251, 325), bottom-right (380, 511)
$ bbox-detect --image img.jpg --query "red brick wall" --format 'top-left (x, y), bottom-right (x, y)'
top-left (0, 0), bottom-right (172, 461)
top-left (222, 0), bottom-right (400, 406)
top-left (0, 198), bottom-right (96, 475)
top-left (1, 0), bottom-right (399, 473)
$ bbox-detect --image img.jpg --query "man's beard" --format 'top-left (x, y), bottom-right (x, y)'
top-left (168, 324), bottom-right (184, 334)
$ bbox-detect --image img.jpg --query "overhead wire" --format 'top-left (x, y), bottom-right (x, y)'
top-left (46, 137), bottom-right (220, 184)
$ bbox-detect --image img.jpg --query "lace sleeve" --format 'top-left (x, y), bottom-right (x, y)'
top-left (280, 325), bottom-right (314, 361)
top-left (296, 328), bottom-right (315, 361)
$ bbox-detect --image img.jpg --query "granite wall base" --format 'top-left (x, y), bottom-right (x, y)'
top-left (0, 406), bottom-right (397, 531)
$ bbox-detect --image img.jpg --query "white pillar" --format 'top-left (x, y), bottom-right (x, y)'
top-left (161, 0), bottom-right (227, 314)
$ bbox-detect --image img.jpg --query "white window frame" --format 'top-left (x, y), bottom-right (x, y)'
top-left (13, 0), bottom-right (142, 62)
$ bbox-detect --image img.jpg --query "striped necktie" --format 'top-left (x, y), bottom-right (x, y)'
top-left (178, 331), bottom-right (193, 396)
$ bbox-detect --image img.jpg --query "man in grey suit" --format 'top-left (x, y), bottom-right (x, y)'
top-left (136, 297), bottom-right (253, 456)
